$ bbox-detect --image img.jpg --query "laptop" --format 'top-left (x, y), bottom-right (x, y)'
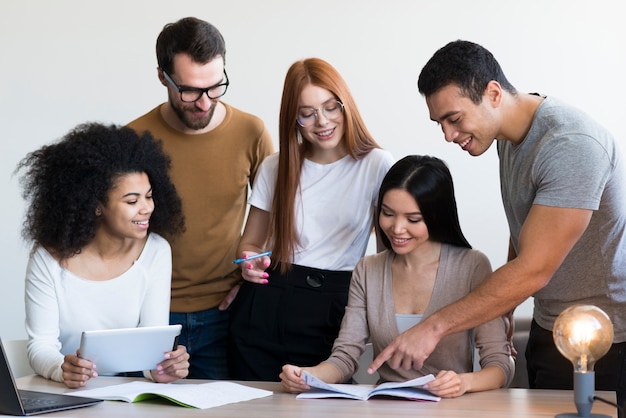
top-left (0, 339), bottom-right (102, 416)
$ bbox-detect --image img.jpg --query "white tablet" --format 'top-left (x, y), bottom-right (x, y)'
top-left (79, 324), bottom-right (182, 374)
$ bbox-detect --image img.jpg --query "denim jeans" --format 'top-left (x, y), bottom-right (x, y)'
top-left (170, 307), bottom-right (230, 380)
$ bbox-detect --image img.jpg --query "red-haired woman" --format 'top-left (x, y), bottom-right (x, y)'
top-left (229, 58), bottom-right (394, 381)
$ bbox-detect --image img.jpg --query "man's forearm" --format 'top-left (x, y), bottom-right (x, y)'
top-left (422, 259), bottom-right (544, 338)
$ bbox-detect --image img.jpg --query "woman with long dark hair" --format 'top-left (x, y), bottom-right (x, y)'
top-left (280, 155), bottom-right (513, 397)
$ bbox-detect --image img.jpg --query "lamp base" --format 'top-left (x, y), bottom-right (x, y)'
top-left (555, 414), bottom-right (611, 418)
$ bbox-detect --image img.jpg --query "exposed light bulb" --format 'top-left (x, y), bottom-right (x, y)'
top-left (553, 305), bottom-right (614, 418)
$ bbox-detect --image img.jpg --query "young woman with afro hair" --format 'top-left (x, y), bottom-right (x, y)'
top-left (16, 122), bottom-right (189, 388)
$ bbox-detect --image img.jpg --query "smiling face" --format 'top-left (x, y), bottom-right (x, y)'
top-left (98, 172), bottom-right (154, 241)
top-left (162, 53), bottom-right (225, 132)
top-left (379, 188), bottom-right (431, 255)
top-left (297, 84), bottom-right (346, 163)
top-left (426, 84), bottom-right (501, 156)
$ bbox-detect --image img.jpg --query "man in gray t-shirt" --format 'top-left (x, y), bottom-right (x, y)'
top-left (368, 40), bottom-right (626, 414)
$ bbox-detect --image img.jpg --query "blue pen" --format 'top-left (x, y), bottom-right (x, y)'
top-left (233, 251), bottom-right (272, 264)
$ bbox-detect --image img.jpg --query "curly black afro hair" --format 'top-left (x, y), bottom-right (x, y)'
top-left (16, 122), bottom-right (185, 259)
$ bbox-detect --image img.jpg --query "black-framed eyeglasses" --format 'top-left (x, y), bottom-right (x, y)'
top-left (162, 69), bottom-right (229, 102)
top-left (296, 99), bottom-right (344, 127)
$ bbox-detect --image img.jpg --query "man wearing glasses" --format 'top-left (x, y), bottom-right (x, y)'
top-left (128, 17), bottom-right (274, 380)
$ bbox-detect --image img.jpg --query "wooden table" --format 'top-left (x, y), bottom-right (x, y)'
top-left (16, 375), bottom-right (618, 417)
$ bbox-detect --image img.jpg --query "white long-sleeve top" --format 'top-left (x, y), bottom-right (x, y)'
top-left (25, 233), bottom-right (172, 382)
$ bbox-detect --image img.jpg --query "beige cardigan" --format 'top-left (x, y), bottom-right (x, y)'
top-left (326, 244), bottom-right (514, 386)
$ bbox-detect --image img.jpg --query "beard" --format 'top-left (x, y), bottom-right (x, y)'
top-left (171, 98), bottom-right (218, 131)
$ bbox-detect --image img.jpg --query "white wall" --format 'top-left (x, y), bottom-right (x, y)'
top-left (1, 0), bottom-right (624, 338)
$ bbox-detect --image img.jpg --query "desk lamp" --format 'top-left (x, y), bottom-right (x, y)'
top-left (553, 304), bottom-right (613, 418)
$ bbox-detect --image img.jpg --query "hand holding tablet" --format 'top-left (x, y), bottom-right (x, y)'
top-left (79, 324), bottom-right (182, 375)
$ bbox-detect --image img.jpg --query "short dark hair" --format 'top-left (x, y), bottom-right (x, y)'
top-left (156, 17), bottom-right (226, 74)
top-left (16, 122), bottom-right (185, 259)
top-left (376, 155), bottom-right (471, 250)
top-left (418, 40), bottom-right (517, 104)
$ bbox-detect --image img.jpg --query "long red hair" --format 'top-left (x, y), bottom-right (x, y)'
top-left (270, 58), bottom-right (381, 272)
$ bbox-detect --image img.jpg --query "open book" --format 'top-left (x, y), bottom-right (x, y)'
top-left (296, 371), bottom-right (441, 402)
top-left (68, 380), bottom-right (272, 409)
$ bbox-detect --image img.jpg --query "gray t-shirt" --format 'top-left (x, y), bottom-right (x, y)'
top-left (498, 96), bottom-right (626, 341)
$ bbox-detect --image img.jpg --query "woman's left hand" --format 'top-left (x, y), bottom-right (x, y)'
top-left (150, 345), bottom-right (190, 383)
top-left (423, 370), bottom-right (466, 398)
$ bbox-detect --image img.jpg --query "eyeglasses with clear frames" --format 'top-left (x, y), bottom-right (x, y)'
top-left (162, 69), bottom-right (229, 102)
top-left (296, 100), bottom-right (344, 127)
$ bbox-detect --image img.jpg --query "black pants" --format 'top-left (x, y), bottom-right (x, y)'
top-left (229, 264), bottom-right (351, 381)
top-left (527, 319), bottom-right (626, 417)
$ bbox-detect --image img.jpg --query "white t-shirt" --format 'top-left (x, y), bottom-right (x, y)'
top-left (25, 233), bottom-right (172, 382)
top-left (250, 149), bottom-right (395, 271)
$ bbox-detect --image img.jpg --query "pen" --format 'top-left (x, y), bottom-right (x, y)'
top-left (233, 251), bottom-right (272, 264)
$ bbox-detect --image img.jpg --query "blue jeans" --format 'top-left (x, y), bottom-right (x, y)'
top-left (170, 307), bottom-right (230, 380)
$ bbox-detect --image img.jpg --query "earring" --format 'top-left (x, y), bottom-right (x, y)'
top-left (95, 208), bottom-right (102, 216)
